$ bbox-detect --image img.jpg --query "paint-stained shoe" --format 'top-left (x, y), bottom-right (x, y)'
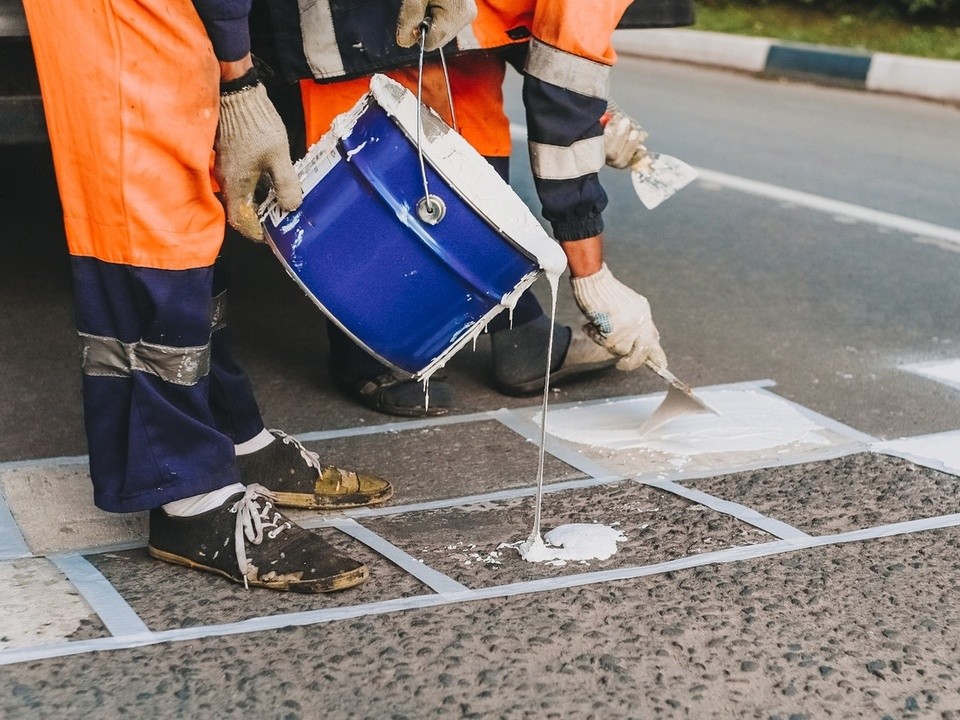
top-left (148, 485), bottom-right (368, 593)
top-left (336, 370), bottom-right (455, 418)
top-left (493, 323), bottom-right (617, 396)
top-left (236, 429), bottom-right (393, 510)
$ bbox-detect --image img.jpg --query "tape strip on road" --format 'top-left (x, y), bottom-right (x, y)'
top-left (321, 517), bottom-right (470, 595)
top-left (0, 484), bottom-right (30, 560)
top-left (48, 553), bottom-right (151, 638)
top-left (6, 510), bottom-right (960, 667)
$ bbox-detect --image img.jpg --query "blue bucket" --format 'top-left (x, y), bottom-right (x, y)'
top-left (260, 75), bottom-right (566, 378)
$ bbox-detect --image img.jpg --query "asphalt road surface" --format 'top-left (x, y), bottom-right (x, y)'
top-left (2, 56), bottom-right (960, 718)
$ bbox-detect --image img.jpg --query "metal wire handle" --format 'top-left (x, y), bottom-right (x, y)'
top-left (415, 16), bottom-right (456, 225)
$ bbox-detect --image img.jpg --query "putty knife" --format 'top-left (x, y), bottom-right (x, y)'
top-left (631, 153), bottom-right (698, 210)
top-left (638, 359), bottom-right (720, 436)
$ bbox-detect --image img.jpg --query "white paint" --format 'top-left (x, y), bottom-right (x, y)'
top-left (902, 359), bottom-right (960, 392)
top-left (0, 559), bottom-right (98, 650)
top-left (515, 523), bottom-right (626, 564)
top-left (873, 431), bottom-right (960, 476)
top-left (538, 389), bottom-right (832, 454)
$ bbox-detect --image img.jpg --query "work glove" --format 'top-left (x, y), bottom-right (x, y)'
top-left (396, 0), bottom-right (478, 52)
top-left (215, 82), bottom-right (302, 242)
top-left (570, 263), bottom-right (668, 372)
top-left (602, 100), bottom-right (654, 174)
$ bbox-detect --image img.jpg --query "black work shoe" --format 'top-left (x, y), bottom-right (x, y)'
top-left (493, 323), bottom-right (617, 397)
top-left (335, 370), bottom-right (454, 418)
top-left (148, 486), bottom-right (368, 593)
top-left (237, 429), bottom-right (393, 510)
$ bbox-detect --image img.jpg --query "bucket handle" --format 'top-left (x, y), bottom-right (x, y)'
top-left (414, 15), bottom-right (457, 226)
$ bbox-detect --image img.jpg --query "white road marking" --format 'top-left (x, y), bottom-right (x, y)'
top-left (901, 359), bottom-right (960, 392)
top-left (873, 430), bottom-right (960, 477)
top-left (508, 123), bottom-right (960, 248)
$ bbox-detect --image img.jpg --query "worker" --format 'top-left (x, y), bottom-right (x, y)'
top-left (21, 0), bottom-right (474, 592)
top-left (255, 0), bottom-right (663, 418)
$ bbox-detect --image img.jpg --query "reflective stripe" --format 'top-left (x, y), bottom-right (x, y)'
top-left (455, 24), bottom-right (481, 51)
top-left (525, 39), bottom-right (610, 99)
top-left (529, 136), bottom-right (604, 181)
top-left (211, 291), bottom-right (227, 333)
top-left (298, 0), bottom-right (345, 80)
top-left (78, 333), bottom-right (210, 386)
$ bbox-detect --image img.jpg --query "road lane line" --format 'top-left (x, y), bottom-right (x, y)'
top-left (508, 123), bottom-right (960, 247)
top-left (695, 168), bottom-right (960, 246)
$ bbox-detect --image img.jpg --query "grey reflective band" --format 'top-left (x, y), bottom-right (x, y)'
top-left (79, 333), bottom-right (211, 386)
top-left (298, 0), bottom-right (346, 79)
top-left (211, 291), bottom-right (227, 333)
top-left (529, 136), bottom-right (605, 181)
top-left (525, 39), bottom-right (611, 99)
top-left (455, 24), bottom-right (481, 51)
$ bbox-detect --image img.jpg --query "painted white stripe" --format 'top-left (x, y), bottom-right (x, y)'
top-left (7, 510), bottom-right (960, 666)
top-left (0, 485), bottom-right (29, 559)
top-left (321, 518), bottom-right (469, 595)
top-left (642, 478), bottom-right (811, 540)
top-left (512, 121), bottom-right (960, 247)
top-left (695, 167), bottom-right (960, 247)
top-left (901, 359), bottom-right (960, 393)
top-left (48, 553), bottom-right (151, 638)
top-left (873, 430), bottom-right (960, 477)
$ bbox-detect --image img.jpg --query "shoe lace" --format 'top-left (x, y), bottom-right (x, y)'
top-left (270, 428), bottom-right (324, 473)
top-left (229, 484), bottom-right (293, 589)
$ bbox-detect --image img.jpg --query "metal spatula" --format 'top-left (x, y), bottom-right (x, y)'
top-left (631, 153), bottom-right (698, 210)
top-left (639, 360), bottom-right (720, 436)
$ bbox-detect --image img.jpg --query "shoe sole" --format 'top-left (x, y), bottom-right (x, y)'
top-left (271, 484), bottom-right (394, 511)
top-left (496, 358), bottom-right (617, 397)
top-left (148, 546), bottom-right (369, 593)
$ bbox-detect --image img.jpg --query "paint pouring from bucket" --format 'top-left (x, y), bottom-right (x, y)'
top-left (258, 74), bottom-right (567, 383)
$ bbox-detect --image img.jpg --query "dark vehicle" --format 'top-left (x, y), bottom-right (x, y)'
top-left (0, 0), bottom-right (693, 147)
top-left (0, 0), bottom-right (44, 145)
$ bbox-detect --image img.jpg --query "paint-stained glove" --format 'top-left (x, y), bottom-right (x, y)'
top-left (602, 100), bottom-right (654, 174)
top-left (396, 0), bottom-right (477, 52)
top-left (215, 83), bottom-right (302, 242)
top-left (570, 263), bottom-right (668, 372)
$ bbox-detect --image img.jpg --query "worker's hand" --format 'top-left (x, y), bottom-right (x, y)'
top-left (215, 83), bottom-right (302, 242)
top-left (396, 0), bottom-right (477, 52)
top-left (602, 100), bottom-right (653, 174)
top-left (570, 263), bottom-right (667, 371)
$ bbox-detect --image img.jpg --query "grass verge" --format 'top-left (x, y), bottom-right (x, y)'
top-left (693, 2), bottom-right (960, 60)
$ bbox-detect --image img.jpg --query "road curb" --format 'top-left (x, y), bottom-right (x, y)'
top-left (613, 28), bottom-right (960, 103)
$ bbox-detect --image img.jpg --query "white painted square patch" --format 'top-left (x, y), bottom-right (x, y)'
top-left (873, 431), bottom-right (960, 476)
top-left (534, 387), bottom-right (864, 477)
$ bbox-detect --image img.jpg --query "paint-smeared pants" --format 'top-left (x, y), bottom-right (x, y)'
top-left (24, 0), bottom-right (264, 512)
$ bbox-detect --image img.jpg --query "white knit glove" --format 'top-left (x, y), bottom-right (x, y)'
top-left (603, 100), bottom-right (653, 174)
top-left (215, 83), bottom-right (302, 241)
top-left (396, 0), bottom-right (477, 51)
top-left (570, 263), bottom-right (667, 371)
